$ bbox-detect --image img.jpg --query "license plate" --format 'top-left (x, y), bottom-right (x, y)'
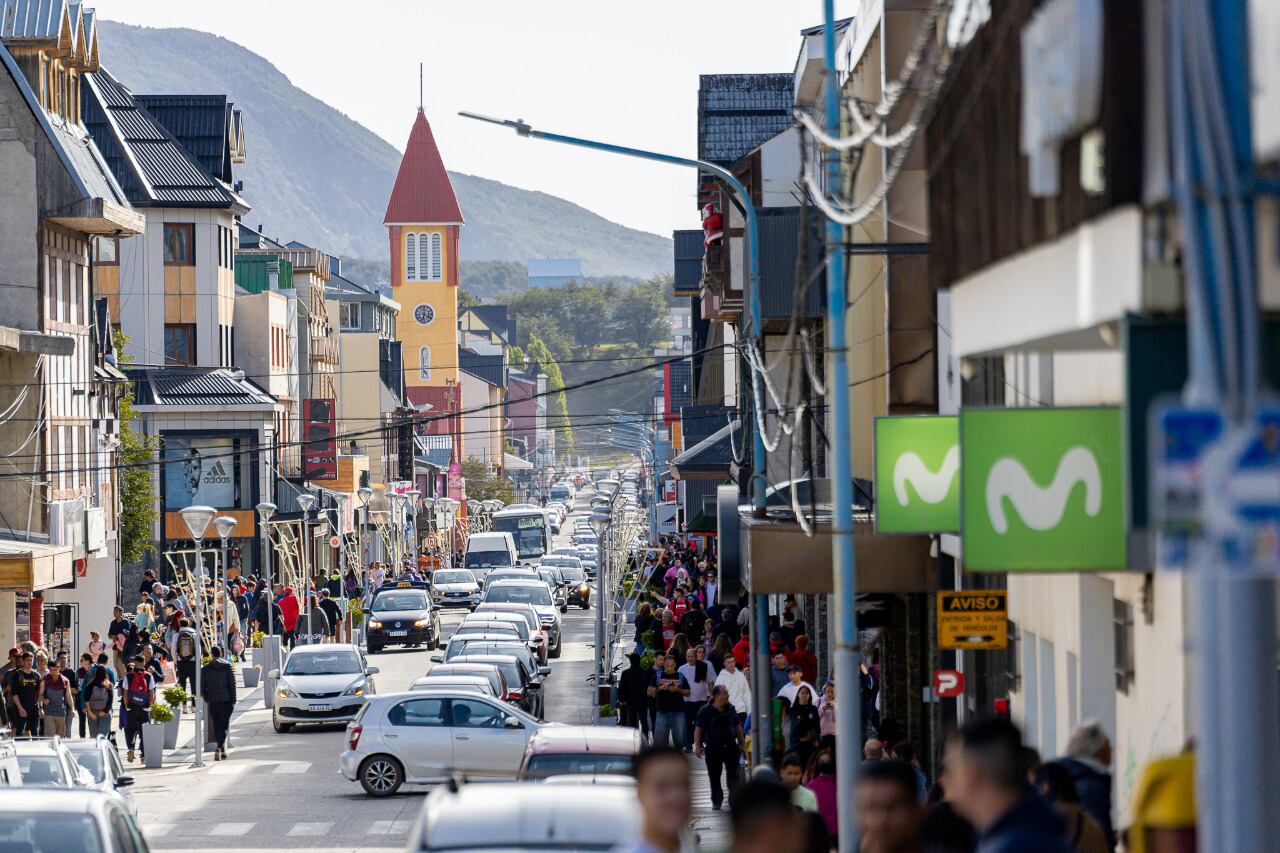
top-left (309, 704), bottom-right (331, 712)
top-left (389, 630), bottom-right (408, 637)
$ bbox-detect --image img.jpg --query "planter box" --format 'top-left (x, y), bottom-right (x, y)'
top-left (162, 708), bottom-right (182, 749)
top-left (242, 667), bottom-right (260, 688)
top-left (250, 648), bottom-right (265, 669)
top-left (141, 723), bottom-right (164, 768)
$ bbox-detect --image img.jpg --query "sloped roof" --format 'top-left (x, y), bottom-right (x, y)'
top-left (383, 109), bottom-right (463, 225)
top-left (135, 94), bottom-right (235, 183)
top-left (127, 367), bottom-right (274, 408)
top-left (460, 348), bottom-right (504, 388)
top-left (697, 73), bottom-right (795, 165)
top-left (83, 68), bottom-right (242, 209)
top-left (0, 0), bottom-right (68, 42)
top-left (670, 420), bottom-right (740, 477)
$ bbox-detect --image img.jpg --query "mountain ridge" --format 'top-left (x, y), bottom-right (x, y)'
top-left (96, 21), bottom-right (673, 278)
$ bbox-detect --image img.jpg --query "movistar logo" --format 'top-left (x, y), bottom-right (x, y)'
top-left (892, 446), bottom-right (960, 506)
top-left (985, 447), bottom-right (1102, 534)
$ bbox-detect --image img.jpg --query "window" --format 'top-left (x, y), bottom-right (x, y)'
top-left (387, 697), bottom-right (447, 727)
top-left (340, 302), bottom-right (361, 330)
top-left (1113, 598), bottom-right (1134, 693)
top-left (429, 233), bottom-right (442, 280)
top-left (449, 698), bottom-right (511, 729)
top-left (164, 324), bottom-right (195, 365)
top-left (97, 236), bottom-right (118, 265)
top-left (405, 233), bottom-right (418, 280)
top-left (419, 346), bottom-right (430, 381)
top-left (163, 223), bottom-right (195, 266)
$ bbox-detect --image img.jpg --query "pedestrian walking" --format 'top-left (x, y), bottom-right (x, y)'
top-left (713, 652), bottom-right (751, 728)
top-left (807, 751), bottom-right (838, 844)
top-left (318, 590), bottom-right (342, 643)
top-left (693, 684), bottom-right (744, 810)
top-left (75, 652), bottom-right (94, 738)
top-left (616, 745), bottom-right (691, 853)
top-left (84, 631), bottom-right (107, 662)
top-left (1058, 721), bottom-right (1116, 850)
top-left (648, 654), bottom-right (690, 749)
top-left (82, 665), bottom-right (114, 740)
top-left (173, 619), bottom-right (198, 707)
top-left (787, 685), bottom-right (820, 749)
top-left (617, 652), bottom-right (650, 736)
top-left (1034, 761), bottom-right (1110, 853)
top-left (677, 647), bottom-right (714, 749)
top-left (200, 646), bottom-right (237, 760)
top-left (853, 759), bottom-right (925, 853)
top-left (118, 657), bottom-right (156, 763)
top-left (6, 651), bottom-right (41, 735)
top-left (37, 658), bottom-right (74, 737)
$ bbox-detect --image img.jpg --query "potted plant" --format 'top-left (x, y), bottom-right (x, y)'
top-left (144, 704), bottom-right (170, 768)
top-left (160, 686), bottom-right (187, 749)
top-left (242, 661), bottom-right (261, 688)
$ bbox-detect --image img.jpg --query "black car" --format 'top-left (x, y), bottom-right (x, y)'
top-left (365, 582), bottom-right (442, 653)
top-left (557, 566), bottom-right (591, 609)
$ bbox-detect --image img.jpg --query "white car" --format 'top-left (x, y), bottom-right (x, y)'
top-left (271, 644), bottom-right (378, 733)
top-left (340, 688), bottom-right (542, 796)
top-left (410, 675), bottom-right (497, 698)
top-left (64, 737), bottom-right (136, 816)
top-left (14, 737), bottom-right (94, 788)
top-left (431, 568), bottom-right (481, 610)
top-left (406, 780), bottom-right (639, 852)
top-left (0, 789), bottom-right (149, 852)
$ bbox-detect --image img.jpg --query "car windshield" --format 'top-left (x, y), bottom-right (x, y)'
top-left (283, 650), bottom-right (361, 676)
top-left (372, 592), bottom-right (427, 611)
top-left (524, 753), bottom-right (635, 779)
top-left (561, 567), bottom-right (586, 582)
top-left (69, 749), bottom-right (106, 782)
top-left (434, 571), bottom-right (474, 585)
top-left (15, 755), bottom-right (66, 786)
top-left (0, 815), bottom-right (102, 852)
top-left (465, 550), bottom-right (512, 569)
top-left (486, 585), bottom-right (552, 606)
top-left (452, 639), bottom-right (524, 659)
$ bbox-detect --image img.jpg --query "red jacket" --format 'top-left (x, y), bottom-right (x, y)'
top-left (731, 636), bottom-right (752, 669)
top-left (278, 589), bottom-right (300, 632)
top-left (788, 647), bottom-right (818, 686)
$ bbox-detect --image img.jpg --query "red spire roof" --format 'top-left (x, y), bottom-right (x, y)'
top-left (384, 109), bottom-right (464, 225)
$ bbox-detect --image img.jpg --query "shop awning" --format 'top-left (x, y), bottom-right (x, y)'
top-left (0, 540), bottom-right (73, 592)
top-left (670, 420), bottom-right (739, 480)
top-left (503, 453), bottom-right (533, 471)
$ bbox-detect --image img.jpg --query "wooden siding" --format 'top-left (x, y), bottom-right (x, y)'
top-left (924, 0), bottom-right (1144, 291)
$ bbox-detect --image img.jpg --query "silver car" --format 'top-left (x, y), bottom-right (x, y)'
top-left (431, 569), bottom-right (480, 610)
top-left (64, 737), bottom-right (136, 816)
top-left (0, 789), bottom-right (150, 852)
top-left (14, 737), bottom-right (93, 788)
top-left (340, 688), bottom-right (542, 796)
top-left (271, 644), bottom-right (378, 733)
top-left (405, 780), bottom-right (639, 852)
top-left (482, 579), bottom-right (562, 658)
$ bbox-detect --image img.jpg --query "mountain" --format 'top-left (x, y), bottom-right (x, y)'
top-left (96, 21), bottom-right (672, 278)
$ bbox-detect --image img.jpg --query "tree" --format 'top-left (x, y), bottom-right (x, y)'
top-left (612, 278), bottom-right (670, 351)
top-left (508, 345), bottom-right (526, 370)
top-left (114, 331), bottom-right (159, 564)
top-left (460, 457), bottom-right (516, 503)
top-left (525, 335), bottom-right (573, 457)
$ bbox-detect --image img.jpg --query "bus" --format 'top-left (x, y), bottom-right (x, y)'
top-left (490, 506), bottom-right (553, 562)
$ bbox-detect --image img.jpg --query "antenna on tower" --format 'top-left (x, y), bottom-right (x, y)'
top-left (419, 62), bottom-right (424, 112)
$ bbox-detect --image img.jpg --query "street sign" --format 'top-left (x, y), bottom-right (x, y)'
top-left (938, 590), bottom-right (1008, 649)
top-left (934, 669), bottom-right (964, 698)
top-left (960, 407), bottom-right (1126, 571)
top-left (1150, 404), bottom-right (1224, 567)
top-left (874, 415), bottom-right (960, 533)
top-left (328, 535), bottom-right (340, 549)
top-left (1205, 408), bottom-right (1280, 573)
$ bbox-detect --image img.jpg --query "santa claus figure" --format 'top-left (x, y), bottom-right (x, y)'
top-left (701, 203), bottom-right (723, 247)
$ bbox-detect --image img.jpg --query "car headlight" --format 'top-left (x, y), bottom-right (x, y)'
top-left (413, 618), bottom-right (431, 628)
top-left (367, 619), bottom-right (383, 629)
top-left (342, 680), bottom-right (366, 697)
top-left (277, 684), bottom-right (297, 699)
top-left (579, 585), bottom-right (590, 596)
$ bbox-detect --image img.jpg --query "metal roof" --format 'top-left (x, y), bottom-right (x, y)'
top-left (526, 259), bottom-right (582, 279)
top-left (83, 68), bottom-right (240, 208)
top-left (758, 206), bottom-right (826, 321)
top-left (128, 367), bottom-right (275, 408)
top-left (0, 0), bottom-right (65, 41)
top-left (459, 349), bottom-right (505, 388)
top-left (135, 94), bottom-right (234, 183)
top-left (671, 420), bottom-right (739, 475)
top-left (384, 108), bottom-right (463, 225)
top-left (697, 73), bottom-right (795, 165)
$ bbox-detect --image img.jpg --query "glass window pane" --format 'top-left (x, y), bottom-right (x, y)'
top-left (388, 698), bottom-right (446, 727)
top-left (449, 698), bottom-right (507, 729)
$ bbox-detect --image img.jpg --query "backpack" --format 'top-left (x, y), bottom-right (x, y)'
top-left (176, 631), bottom-right (195, 660)
top-left (88, 684), bottom-right (110, 713)
top-left (125, 671), bottom-right (150, 708)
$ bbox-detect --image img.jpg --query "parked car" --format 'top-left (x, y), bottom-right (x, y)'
top-left (439, 635), bottom-right (549, 687)
top-left (64, 737), bottom-right (136, 816)
top-left (518, 725), bottom-right (643, 780)
top-left (482, 579), bottom-right (562, 658)
top-left (14, 737), bottom-right (93, 788)
top-left (340, 688), bottom-right (542, 796)
top-left (418, 663), bottom-right (508, 701)
top-left (457, 618), bottom-right (539, 660)
top-left (405, 780), bottom-right (638, 852)
top-left (430, 568), bottom-right (481, 610)
top-left (448, 653), bottom-right (545, 719)
top-left (0, 789), bottom-right (151, 852)
top-left (365, 582), bottom-right (442, 653)
top-left (271, 644), bottom-right (379, 733)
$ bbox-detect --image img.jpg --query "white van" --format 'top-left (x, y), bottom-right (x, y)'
top-left (463, 531), bottom-right (520, 582)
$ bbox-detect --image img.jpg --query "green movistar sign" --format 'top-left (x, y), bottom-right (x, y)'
top-left (960, 407), bottom-right (1126, 571)
top-left (874, 416), bottom-right (960, 534)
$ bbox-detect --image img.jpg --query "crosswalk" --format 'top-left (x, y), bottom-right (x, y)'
top-left (207, 760), bottom-right (315, 775)
top-left (142, 819), bottom-right (415, 839)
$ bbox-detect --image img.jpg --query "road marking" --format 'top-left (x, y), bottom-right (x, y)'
top-left (208, 763), bottom-right (248, 775)
top-left (143, 824), bottom-right (174, 838)
top-left (272, 761), bottom-right (311, 773)
top-left (208, 822), bottom-right (255, 836)
top-left (367, 820), bottom-right (414, 835)
top-left (288, 822), bottom-right (334, 837)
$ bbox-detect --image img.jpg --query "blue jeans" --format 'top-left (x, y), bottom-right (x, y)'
top-left (88, 713), bottom-right (111, 740)
top-left (653, 710), bottom-right (685, 749)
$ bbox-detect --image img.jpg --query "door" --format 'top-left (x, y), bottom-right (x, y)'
top-left (448, 697), bottom-right (529, 776)
top-left (383, 697), bottom-right (452, 779)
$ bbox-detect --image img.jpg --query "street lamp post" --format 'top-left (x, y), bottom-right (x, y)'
top-left (589, 506), bottom-right (612, 723)
top-left (212, 516), bottom-right (237, 650)
top-left (295, 493), bottom-right (317, 645)
top-left (255, 502), bottom-right (278, 675)
top-left (179, 505), bottom-right (216, 769)
top-left (406, 490), bottom-right (421, 568)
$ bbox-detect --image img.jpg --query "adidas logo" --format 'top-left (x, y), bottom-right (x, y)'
top-left (208, 461), bottom-right (227, 477)
top-left (205, 460), bottom-right (232, 484)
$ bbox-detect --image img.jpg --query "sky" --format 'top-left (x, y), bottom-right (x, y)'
top-left (88, 0), bottom-right (854, 238)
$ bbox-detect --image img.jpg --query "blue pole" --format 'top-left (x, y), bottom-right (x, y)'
top-left (820, 4), bottom-right (859, 851)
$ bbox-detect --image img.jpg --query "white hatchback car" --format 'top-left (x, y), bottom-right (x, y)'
top-left (340, 688), bottom-right (542, 796)
top-left (271, 644), bottom-right (378, 733)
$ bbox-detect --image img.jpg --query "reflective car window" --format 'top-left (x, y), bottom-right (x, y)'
top-left (0, 814), bottom-right (103, 852)
top-left (449, 698), bottom-right (508, 729)
top-left (388, 698), bottom-right (447, 727)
